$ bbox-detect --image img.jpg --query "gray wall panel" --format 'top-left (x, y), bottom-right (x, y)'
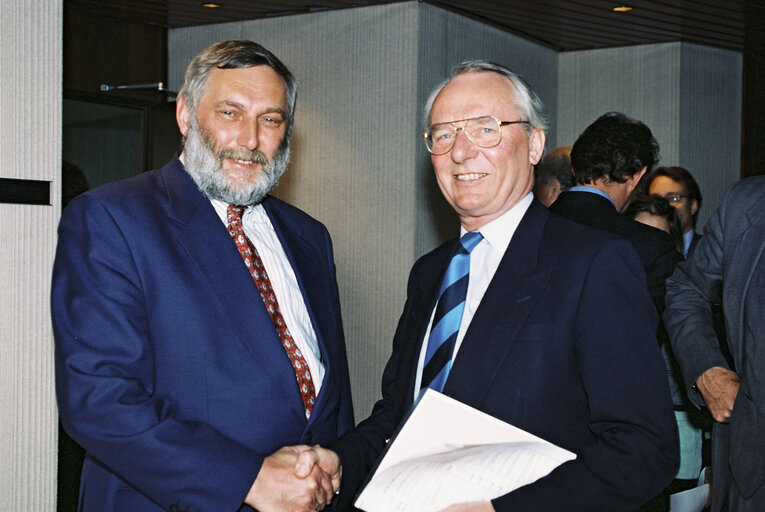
top-left (558, 43), bottom-right (682, 159)
top-left (679, 44), bottom-right (742, 229)
top-left (0, 1), bottom-right (62, 509)
top-left (558, 42), bottom-right (741, 229)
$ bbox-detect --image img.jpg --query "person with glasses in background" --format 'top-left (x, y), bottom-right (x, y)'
top-left (646, 166), bottom-right (704, 257)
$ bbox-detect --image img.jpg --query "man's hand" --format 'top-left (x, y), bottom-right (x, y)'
top-left (696, 366), bottom-right (741, 423)
top-left (244, 445), bottom-right (338, 512)
top-left (295, 445), bottom-right (342, 494)
top-left (439, 501), bottom-right (495, 512)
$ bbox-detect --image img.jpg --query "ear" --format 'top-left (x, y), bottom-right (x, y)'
top-left (628, 166), bottom-right (648, 191)
top-left (690, 198), bottom-right (699, 216)
top-left (528, 129), bottom-right (546, 166)
top-left (176, 95), bottom-right (191, 137)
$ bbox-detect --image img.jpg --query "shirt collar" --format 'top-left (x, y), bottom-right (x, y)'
top-left (461, 192), bottom-right (534, 254)
top-left (683, 229), bottom-right (695, 255)
top-left (568, 185), bottom-right (617, 209)
top-left (209, 198), bottom-right (267, 225)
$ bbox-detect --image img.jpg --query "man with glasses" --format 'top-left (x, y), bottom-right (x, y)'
top-left (647, 166), bottom-right (704, 256)
top-left (308, 61), bottom-right (678, 512)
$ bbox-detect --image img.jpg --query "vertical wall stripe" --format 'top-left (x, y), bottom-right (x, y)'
top-left (0, 0), bottom-right (62, 510)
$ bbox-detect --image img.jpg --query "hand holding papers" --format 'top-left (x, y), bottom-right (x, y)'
top-left (354, 390), bottom-right (576, 512)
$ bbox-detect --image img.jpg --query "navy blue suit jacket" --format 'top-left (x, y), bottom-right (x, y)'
top-left (550, 190), bottom-right (682, 316)
top-left (331, 200), bottom-right (678, 512)
top-left (52, 156), bottom-right (354, 511)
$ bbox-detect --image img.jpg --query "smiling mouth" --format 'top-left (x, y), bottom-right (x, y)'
top-left (455, 172), bottom-right (487, 181)
top-left (230, 158), bottom-right (257, 165)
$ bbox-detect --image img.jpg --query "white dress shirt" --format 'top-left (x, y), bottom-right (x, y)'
top-left (211, 199), bottom-right (325, 392)
top-left (414, 192), bottom-right (534, 396)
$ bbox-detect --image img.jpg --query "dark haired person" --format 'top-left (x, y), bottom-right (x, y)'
top-left (52, 40), bottom-right (353, 512)
top-left (550, 112), bottom-right (682, 316)
top-left (647, 166), bottom-right (703, 256)
top-left (625, 195), bottom-right (684, 254)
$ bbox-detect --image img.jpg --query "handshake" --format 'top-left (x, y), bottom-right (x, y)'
top-left (244, 444), bottom-right (342, 512)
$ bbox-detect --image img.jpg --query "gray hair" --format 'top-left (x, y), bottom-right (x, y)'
top-left (422, 60), bottom-right (548, 136)
top-left (178, 40), bottom-right (298, 138)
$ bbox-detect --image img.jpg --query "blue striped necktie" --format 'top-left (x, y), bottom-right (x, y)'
top-left (421, 231), bottom-right (483, 392)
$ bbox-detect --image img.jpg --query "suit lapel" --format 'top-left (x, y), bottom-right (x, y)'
top-left (737, 199), bottom-right (765, 362)
top-left (444, 201), bottom-right (552, 408)
top-left (163, 162), bottom-right (306, 423)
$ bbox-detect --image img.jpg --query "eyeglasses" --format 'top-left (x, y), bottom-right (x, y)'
top-left (423, 115), bottom-right (529, 155)
top-left (662, 193), bottom-right (688, 204)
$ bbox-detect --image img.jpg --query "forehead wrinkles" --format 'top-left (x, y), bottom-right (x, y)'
top-left (201, 66), bottom-right (288, 111)
top-left (431, 72), bottom-right (519, 124)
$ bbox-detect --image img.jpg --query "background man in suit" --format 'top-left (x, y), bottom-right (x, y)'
top-left (550, 114), bottom-right (687, 510)
top-left (664, 176), bottom-right (765, 512)
top-left (647, 166), bottom-right (704, 257)
top-left (550, 112), bottom-right (682, 315)
top-left (52, 40), bottom-right (353, 512)
top-left (533, 145), bottom-right (573, 207)
top-left (309, 61), bottom-right (678, 512)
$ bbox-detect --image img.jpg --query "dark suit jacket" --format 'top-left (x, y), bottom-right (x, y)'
top-left (665, 176), bottom-right (765, 511)
top-left (550, 190), bottom-right (682, 315)
top-left (52, 156), bottom-right (354, 511)
top-left (331, 199), bottom-right (678, 512)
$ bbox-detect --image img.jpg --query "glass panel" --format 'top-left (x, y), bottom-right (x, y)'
top-left (62, 99), bottom-right (145, 189)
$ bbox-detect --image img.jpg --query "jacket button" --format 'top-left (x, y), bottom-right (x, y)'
top-left (305, 431), bottom-right (312, 444)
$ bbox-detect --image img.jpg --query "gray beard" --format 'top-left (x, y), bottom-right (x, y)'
top-left (182, 118), bottom-right (290, 206)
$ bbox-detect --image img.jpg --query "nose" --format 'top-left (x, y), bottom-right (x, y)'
top-left (237, 119), bottom-right (260, 151)
top-left (449, 128), bottom-right (477, 162)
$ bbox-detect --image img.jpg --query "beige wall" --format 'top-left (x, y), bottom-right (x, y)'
top-left (0, 1), bottom-right (62, 509)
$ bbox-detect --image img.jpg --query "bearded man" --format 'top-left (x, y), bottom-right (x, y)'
top-left (52, 40), bottom-right (353, 512)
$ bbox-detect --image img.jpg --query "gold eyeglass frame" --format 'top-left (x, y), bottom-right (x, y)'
top-left (423, 115), bottom-right (529, 155)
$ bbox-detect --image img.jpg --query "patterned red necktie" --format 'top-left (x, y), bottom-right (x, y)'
top-left (226, 205), bottom-right (316, 419)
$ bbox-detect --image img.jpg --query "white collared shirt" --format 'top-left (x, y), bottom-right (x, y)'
top-left (211, 199), bottom-right (325, 392)
top-left (414, 192), bottom-right (534, 396)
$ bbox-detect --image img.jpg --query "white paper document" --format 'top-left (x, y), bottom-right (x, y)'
top-left (670, 484), bottom-right (709, 512)
top-left (354, 390), bottom-right (576, 512)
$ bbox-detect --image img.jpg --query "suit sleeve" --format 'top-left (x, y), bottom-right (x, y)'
top-left (646, 231), bottom-right (683, 318)
top-left (52, 195), bottom-right (262, 512)
top-left (492, 239), bottom-right (679, 512)
top-left (664, 189), bottom-right (731, 407)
